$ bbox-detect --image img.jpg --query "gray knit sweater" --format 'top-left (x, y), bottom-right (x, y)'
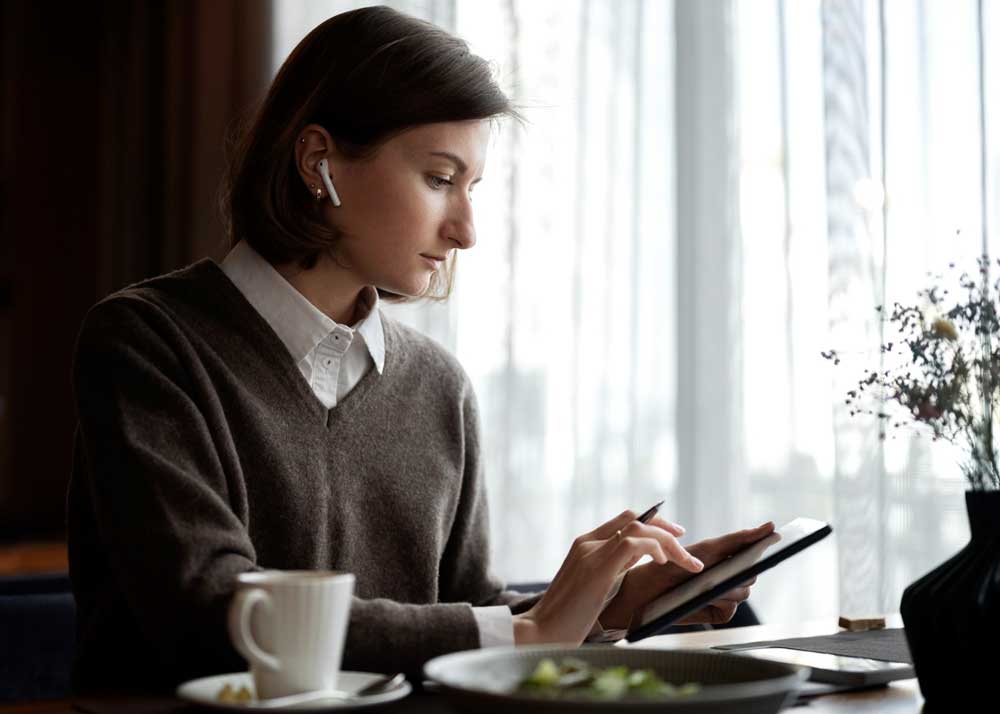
top-left (67, 260), bottom-right (538, 693)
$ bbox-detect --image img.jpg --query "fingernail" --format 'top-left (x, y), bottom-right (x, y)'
top-left (675, 524), bottom-right (686, 535)
top-left (692, 557), bottom-right (704, 570)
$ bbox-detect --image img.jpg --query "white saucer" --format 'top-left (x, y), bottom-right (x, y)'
top-left (176, 671), bottom-right (412, 711)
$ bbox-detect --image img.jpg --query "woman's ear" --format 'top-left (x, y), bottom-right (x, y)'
top-left (296, 124), bottom-right (342, 206)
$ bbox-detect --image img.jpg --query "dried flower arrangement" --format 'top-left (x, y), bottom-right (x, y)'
top-left (823, 256), bottom-right (1000, 490)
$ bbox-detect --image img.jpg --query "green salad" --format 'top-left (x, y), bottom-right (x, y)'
top-left (516, 657), bottom-right (702, 700)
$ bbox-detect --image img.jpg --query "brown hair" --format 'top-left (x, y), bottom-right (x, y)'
top-left (221, 6), bottom-right (520, 302)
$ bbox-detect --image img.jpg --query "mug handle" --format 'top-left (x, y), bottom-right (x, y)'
top-left (228, 588), bottom-right (281, 672)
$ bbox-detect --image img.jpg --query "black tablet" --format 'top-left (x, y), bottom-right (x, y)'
top-left (732, 647), bottom-right (913, 686)
top-left (625, 517), bottom-right (832, 642)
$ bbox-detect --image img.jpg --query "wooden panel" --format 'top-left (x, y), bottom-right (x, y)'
top-left (0, 541), bottom-right (68, 575)
top-left (1, 1), bottom-right (101, 539)
top-left (0, 0), bottom-right (272, 542)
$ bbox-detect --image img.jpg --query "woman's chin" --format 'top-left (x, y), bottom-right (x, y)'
top-left (380, 275), bottom-right (432, 299)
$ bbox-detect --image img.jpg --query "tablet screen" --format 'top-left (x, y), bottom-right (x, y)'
top-left (631, 517), bottom-right (831, 638)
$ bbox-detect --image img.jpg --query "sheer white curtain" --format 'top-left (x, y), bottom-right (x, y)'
top-left (270, 0), bottom-right (997, 625)
top-left (737, 0), bottom-right (997, 621)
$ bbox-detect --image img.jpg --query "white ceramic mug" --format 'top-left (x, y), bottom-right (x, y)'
top-left (227, 570), bottom-right (355, 699)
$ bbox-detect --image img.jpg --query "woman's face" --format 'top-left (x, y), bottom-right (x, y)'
top-left (310, 120), bottom-right (490, 298)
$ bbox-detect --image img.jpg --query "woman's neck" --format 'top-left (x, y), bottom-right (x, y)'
top-left (274, 256), bottom-right (366, 326)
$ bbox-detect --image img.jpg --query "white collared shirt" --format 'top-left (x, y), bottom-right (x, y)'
top-left (221, 240), bottom-right (384, 408)
top-left (220, 240), bottom-right (526, 647)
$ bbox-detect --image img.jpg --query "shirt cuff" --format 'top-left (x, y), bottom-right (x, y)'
top-left (473, 605), bottom-right (515, 648)
top-left (586, 571), bottom-right (630, 643)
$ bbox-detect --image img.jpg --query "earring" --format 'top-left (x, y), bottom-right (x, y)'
top-left (315, 188), bottom-right (323, 200)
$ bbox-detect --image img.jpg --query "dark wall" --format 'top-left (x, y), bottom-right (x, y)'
top-left (0, 0), bottom-right (273, 539)
top-left (2, 1), bottom-right (103, 538)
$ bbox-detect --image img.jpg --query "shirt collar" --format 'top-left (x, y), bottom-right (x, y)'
top-left (220, 240), bottom-right (385, 373)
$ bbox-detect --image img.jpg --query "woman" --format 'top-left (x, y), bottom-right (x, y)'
top-left (67, 5), bottom-right (771, 693)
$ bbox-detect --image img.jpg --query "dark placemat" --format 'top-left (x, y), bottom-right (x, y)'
top-left (713, 627), bottom-right (912, 664)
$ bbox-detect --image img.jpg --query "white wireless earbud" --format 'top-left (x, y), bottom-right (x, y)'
top-left (317, 158), bottom-right (342, 207)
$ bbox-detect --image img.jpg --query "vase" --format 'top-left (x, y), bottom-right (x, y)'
top-left (900, 490), bottom-right (1000, 708)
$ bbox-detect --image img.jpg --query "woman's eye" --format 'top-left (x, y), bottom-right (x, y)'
top-left (428, 175), bottom-right (453, 189)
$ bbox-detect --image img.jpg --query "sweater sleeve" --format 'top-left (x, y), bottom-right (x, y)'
top-left (436, 381), bottom-right (544, 616)
top-left (72, 298), bottom-right (257, 683)
top-left (72, 298), bottom-right (498, 686)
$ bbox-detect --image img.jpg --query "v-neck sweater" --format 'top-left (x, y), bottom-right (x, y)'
top-left (66, 259), bottom-right (537, 693)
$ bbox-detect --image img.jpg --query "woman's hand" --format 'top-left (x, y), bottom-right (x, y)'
top-left (596, 522), bottom-right (775, 630)
top-left (512, 509), bottom-right (704, 645)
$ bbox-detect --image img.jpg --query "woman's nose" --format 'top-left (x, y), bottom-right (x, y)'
top-left (445, 201), bottom-right (476, 250)
top-left (448, 226), bottom-right (475, 250)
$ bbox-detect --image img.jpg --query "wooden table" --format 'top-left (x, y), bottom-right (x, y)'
top-left (0, 620), bottom-right (924, 713)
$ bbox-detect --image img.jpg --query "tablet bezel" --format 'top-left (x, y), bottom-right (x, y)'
top-left (625, 518), bottom-right (833, 642)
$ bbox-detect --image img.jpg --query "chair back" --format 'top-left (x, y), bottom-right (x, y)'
top-left (0, 572), bottom-right (75, 701)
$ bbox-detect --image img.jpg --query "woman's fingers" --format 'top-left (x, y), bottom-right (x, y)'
top-left (585, 508), bottom-right (686, 541)
top-left (601, 521), bottom-right (704, 572)
top-left (625, 520), bottom-right (704, 572)
top-left (718, 586), bottom-right (752, 603)
top-left (697, 523), bottom-right (776, 567)
top-left (738, 522), bottom-right (775, 545)
top-left (526, 509), bottom-right (707, 646)
top-left (647, 515), bottom-right (685, 537)
top-left (675, 598), bottom-right (740, 626)
top-left (586, 509), bottom-right (640, 541)
top-left (621, 554), bottom-right (642, 571)
top-left (710, 600), bottom-right (739, 623)
top-left (614, 536), bottom-right (669, 566)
